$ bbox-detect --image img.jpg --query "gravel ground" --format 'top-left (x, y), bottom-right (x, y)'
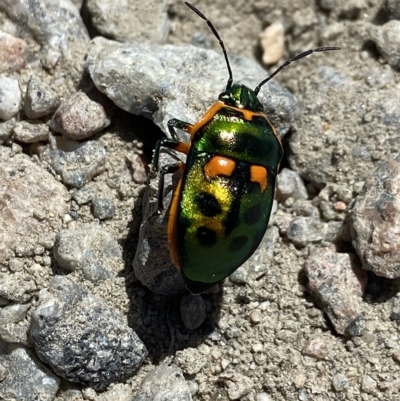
top-left (1, 0), bottom-right (400, 400)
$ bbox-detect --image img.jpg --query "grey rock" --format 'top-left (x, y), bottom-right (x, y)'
top-left (86, 0), bottom-right (169, 43)
top-left (351, 156), bottom-right (400, 278)
top-left (369, 20), bottom-right (400, 70)
top-left (53, 228), bottom-right (123, 282)
top-left (286, 216), bottom-right (327, 246)
top-left (71, 186), bottom-right (96, 205)
top-left (223, 373), bottom-right (254, 400)
top-left (0, 341), bottom-right (60, 401)
top-left (31, 276), bottom-right (148, 390)
top-left (332, 373), bottom-right (349, 392)
top-left (0, 118), bottom-right (16, 144)
top-left (97, 383), bottom-right (132, 401)
top-left (133, 152), bottom-right (187, 296)
top-left (92, 197), bottom-right (115, 220)
top-left (390, 298), bottom-right (400, 321)
top-left (345, 315), bottom-right (365, 337)
top-left (38, 134), bottom-right (106, 188)
top-left (301, 337), bottom-right (329, 359)
top-left (180, 294), bottom-right (206, 330)
top-left (387, 0), bottom-right (400, 20)
top-left (0, 303), bottom-right (29, 325)
top-left (0, 324), bottom-right (29, 345)
top-left (0, 303), bottom-right (30, 344)
top-left (291, 199), bottom-right (320, 219)
top-left (288, 65), bottom-right (400, 189)
top-left (133, 364), bottom-right (192, 401)
top-left (276, 168), bottom-right (308, 201)
top-left (0, 76), bottom-right (21, 120)
top-left (305, 248), bottom-right (367, 335)
top-left (23, 77), bottom-right (59, 119)
top-left (13, 120), bottom-right (50, 143)
top-left (86, 37), bottom-right (300, 137)
top-left (0, 146), bottom-right (68, 263)
top-left (49, 92), bottom-right (111, 140)
top-left (0, 31), bottom-right (28, 72)
top-left (361, 374), bottom-right (377, 394)
top-left (0, 271), bottom-right (37, 303)
top-left (175, 348), bottom-right (208, 375)
top-left (0, 0), bottom-right (90, 72)
top-left (365, 65), bottom-right (395, 89)
top-left (130, 153), bottom-right (148, 184)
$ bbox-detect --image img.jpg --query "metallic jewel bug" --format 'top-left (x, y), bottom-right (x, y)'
top-left (151, 2), bottom-right (340, 294)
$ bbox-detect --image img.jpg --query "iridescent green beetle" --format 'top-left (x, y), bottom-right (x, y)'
top-left (152, 2), bottom-right (339, 294)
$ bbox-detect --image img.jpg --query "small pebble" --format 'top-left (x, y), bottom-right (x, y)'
top-left (387, 0), bottom-right (400, 19)
top-left (0, 76), bottom-right (21, 120)
top-left (256, 393), bottom-right (272, 401)
top-left (365, 65), bottom-right (394, 89)
top-left (298, 388), bottom-right (309, 401)
top-left (392, 350), bottom-right (400, 363)
top-left (221, 359), bottom-right (230, 370)
top-left (332, 373), bottom-right (349, 391)
top-left (91, 197), bottom-right (115, 220)
top-left (49, 91), bottom-right (110, 140)
top-left (0, 117), bottom-right (15, 143)
top-left (249, 309), bottom-right (262, 324)
top-left (286, 216), bottom-right (327, 246)
top-left (180, 294), bottom-right (206, 330)
top-left (23, 77), bottom-right (59, 119)
top-left (293, 372), bottom-right (307, 389)
top-left (13, 120), bottom-right (50, 143)
top-left (369, 20), bottom-right (400, 69)
top-left (260, 22), bottom-right (285, 65)
top-left (174, 348), bottom-right (207, 375)
top-left (302, 338), bottom-right (329, 359)
top-left (72, 187), bottom-right (96, 205)
top-left (252, 342), bottom-right (263, 353)
top-left (361, 375), bottom-right (377, 393)
top-left (277, 168), bottom-right (308, 201)
top-left (224, 373), bottom-right (254, 400)
top-left (187, 380), bottom-right (199, 396)
top-left (38, 135), bottom-right (106, 188)
top-left (0, 31), bottom-right (28, 72)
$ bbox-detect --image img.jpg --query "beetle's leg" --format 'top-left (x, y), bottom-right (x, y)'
top-left (152, 138), bottom-right (190, 173)
top-left (156, 162), bottom-right (185, 214)
top-left (168, 118), bottom-right (193, 140)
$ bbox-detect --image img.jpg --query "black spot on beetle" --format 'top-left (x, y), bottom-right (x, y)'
top-left (196, 226), bottom-right (217, 247)
top-left (228, 235), bottom-right (248, 252)
top-left (244, 204), bottom-right (261, 226)
top-left (195, 192), bottom-right (222, 217)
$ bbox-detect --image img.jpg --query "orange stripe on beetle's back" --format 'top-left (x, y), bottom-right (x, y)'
top-left (204, 156), bottom-right (236, 180)
top-left (250, 165), bottom-right (268, 192)
top-left (187, 101), bottom-right (281, 143)
top-left (187, 101), bottom-right (227, 137)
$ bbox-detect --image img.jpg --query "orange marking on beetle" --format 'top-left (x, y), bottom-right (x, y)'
top-left (167, 163), bottom-right (185, 270)
top-left (204, 156), bottom-right (236, 180)
top-left (187, 101), bottom-right (273, 138)
top-left (250, 165), bottom-right (268, 192)
top-left (188, 101), bottom-right (226, 137)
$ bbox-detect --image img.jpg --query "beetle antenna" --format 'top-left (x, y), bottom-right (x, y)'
top-left (185, 2), bottom-right (234, 90)
top-left (253, 46), bottom-right (341, 95)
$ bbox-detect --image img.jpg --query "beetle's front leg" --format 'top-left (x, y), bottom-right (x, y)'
top-left (152, 137), bottom-right (191, 173)
top-left (152, 138), bottom-right (182, 173)
top-left (154, 162), bottom-right (185, 214)
top-left (168, 118), bottom-right (193, 141)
